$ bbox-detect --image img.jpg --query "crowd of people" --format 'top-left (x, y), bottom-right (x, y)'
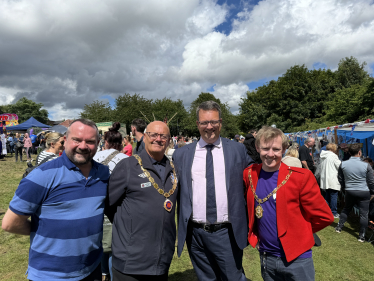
top-left (1, 100), bottom-right (373, 281)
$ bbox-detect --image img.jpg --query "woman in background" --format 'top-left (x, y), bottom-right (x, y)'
top-left (122, 135), bottom-right (133, 157)
top-left (13, 133), bottom-right (23, 162)
top-left (282, 147), bottom-right (302, 168)
top-left (165, 141), bottom-right (175, 161)
top-left (93, 122), bottom-right (128, 281)
top-left (320, 143), bottom-right (341, 219)
top-left (36, 132), bottom-right (64, 165)
top-left (23, 133), bottom-right (32, 163)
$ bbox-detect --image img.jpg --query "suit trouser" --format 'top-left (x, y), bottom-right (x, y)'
top-left (186, 223), bottom-right (246, 281)
top-left (112, 267), bottom-right (168, 281)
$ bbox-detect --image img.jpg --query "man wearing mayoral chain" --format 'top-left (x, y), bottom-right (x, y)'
top-left (106, 121), bottom-right (177, 281)
top-left (173, 101), bottom-right (254, 281)
top-left (244, 126), bottom-right (333, 281)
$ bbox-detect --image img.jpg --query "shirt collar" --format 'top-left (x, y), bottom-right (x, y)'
top-left (148, 152), bottom-right (167, 167)
top-left (198, 136), bottom-right (221, 149)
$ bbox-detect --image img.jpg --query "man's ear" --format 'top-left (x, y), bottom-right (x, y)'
top-left (256, 145), bottom-right (260, 153)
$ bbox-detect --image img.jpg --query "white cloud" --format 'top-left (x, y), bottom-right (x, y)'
top-left (1, 0), bottom-right (374, 120)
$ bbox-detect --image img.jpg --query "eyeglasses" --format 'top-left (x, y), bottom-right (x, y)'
top-left (146, 132), bottom-right (170, 141)
top-left (198, 120), bottom-right (221, 127)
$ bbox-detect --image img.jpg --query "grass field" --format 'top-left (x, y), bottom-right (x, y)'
top-left (1, 153), bottom-right (374, 281)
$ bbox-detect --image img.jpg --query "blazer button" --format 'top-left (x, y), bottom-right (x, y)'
top-left (185, 219), bottom-right (187, 222)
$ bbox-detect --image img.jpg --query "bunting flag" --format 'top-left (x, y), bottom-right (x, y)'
top-left (350, 125), bottom-right (356, 136)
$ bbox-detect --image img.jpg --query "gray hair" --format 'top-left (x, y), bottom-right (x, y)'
top-left (305, 137), bottom-right (314, 144)
top-left (196, 101), bottom-right (222, 121)
top-left (66, 118), bottom-right (100, 140)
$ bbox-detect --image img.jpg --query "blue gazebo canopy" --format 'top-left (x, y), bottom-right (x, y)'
top-left (6, 117), bottom-right (51, 131)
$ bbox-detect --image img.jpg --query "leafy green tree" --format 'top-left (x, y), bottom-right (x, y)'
top-left (6, 97), bottom-right (49, 123)
top-left (336, 56), bottom-right (369, 88)
top-left (184, 93), bottom-right (239, 138)
top-left (151, 98), bottom-right (188, 136)
top-left (112, 94), bottom-right (153, 133)
top-left (80, 100), bottom-right (113, 123)
top-left (325, 79), bottom-right (374, 124)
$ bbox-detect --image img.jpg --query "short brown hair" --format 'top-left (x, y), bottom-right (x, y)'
top-left (326, 143), bottom-right (338, 153)
top-left (348, 143), bottom-right (361, 156)
top-left (255, 126), bottom-right (289, 150)
top-left (66, 118), bottom-right (99, 140)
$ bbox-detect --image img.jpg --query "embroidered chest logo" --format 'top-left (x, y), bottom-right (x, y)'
top-left (170, 174), bottom-right (178, 184)
top-left (138, 173), bottom-right (147, 178)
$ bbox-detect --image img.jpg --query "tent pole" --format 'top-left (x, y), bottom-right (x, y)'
top-left (334, 128), bottom-right (338, 145)
top-left (365, 138), bottom-right (368, 157)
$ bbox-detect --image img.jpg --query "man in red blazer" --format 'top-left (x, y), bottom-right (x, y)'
top-left (243, 126), bottom-right (333, 281)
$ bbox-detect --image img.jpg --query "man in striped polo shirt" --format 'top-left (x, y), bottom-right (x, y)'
top-left (2, 119), bottom-right (110, 281)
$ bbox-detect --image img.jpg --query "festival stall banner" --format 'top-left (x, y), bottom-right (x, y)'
top-left (0, 113), bottom-right (19, 127)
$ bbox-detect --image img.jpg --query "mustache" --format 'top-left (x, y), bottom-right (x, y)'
top-left (75, 148), bottom-right (91, 154)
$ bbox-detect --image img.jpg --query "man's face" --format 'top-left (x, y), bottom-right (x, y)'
top-left (64, 122), bottom-right (99, 166)
top-left (197, 110), bottom-right (222, 144)
top-left (256, 135), bottom-right (285, 172)
top-left (307, 139), bottom-right (315, 148)
top-left (144, 121), bottom-right (170, 157)
top-left (253, 131), bottom-right (257, 138)
top-left (131, 126), bottom-right (136, 135)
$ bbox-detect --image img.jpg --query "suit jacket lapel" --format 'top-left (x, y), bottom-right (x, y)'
top-left (186, 141), bottom-right (197, 203)
top-left (276, 163), bottom-right (289, 237)
top-left (221, 137), bottom-right (231, 191)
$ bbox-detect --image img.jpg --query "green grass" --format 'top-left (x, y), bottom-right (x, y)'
top-left (1, 153), bottom-right (374, 280)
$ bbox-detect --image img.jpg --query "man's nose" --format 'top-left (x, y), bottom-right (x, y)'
top-left (267, 149), bottom-right (275, 157)
top-left (206, 122), bottom-right (213, 129)
top-left (78, 141), bottom-right (87, 149)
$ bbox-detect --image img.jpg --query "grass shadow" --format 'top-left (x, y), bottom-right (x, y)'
top-left (168, 269), bottom-right (252, 281)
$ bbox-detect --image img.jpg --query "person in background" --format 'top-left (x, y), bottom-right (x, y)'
top-left (244, 129), bottom-right (261, 164)
top-left (94, 122), bottom-right (128, 281)
top-left (39, 131), bottom-right (46, 150)
top-left (8, 133), bottom-right (14, 156)
top-left (282, 147), bottom-right (302, 168)
top-left (174, 135), bottom-right (185, 149)
top-left (336, 143), bottom-right (374, 242)
top-left (299, 137), bottom-right (316, 173)
top-left (363, 157), bottom-right (374, 169)
top-left (30, 131), bottom-right (37, 154)
top-left (122, 135), bottom-right (133, 157)
top-left (165, 141), bottom-right (175, 161)
top-left (234, 134), bottom-right (240, 142)
top-left (36, 132), bottom-right (65, 165)
top-left (341, 144), bottom-right (351, 161)
top-left (14, 133), bottom-right (23, 162)
top-left (23, 133), bottom-right (32, 163)
top-left (320, 143), bottom-right (341, 219)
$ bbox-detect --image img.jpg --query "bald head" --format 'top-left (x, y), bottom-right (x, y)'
top-left (144, 121), bottom-right (171, 161)
top-left (146, 121), bottom-right (170, 135)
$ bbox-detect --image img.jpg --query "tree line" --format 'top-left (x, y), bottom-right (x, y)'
top-left (2, 56), bottom-right (373, 136)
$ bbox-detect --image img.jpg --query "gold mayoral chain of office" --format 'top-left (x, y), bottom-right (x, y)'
top-left (134, 154), bottom-right (177, 212)
top-left (248, 168), bottom-right (292, 219)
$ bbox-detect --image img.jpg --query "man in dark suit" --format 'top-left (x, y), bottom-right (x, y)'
top-left (173, 101), bottom-right (253, 281)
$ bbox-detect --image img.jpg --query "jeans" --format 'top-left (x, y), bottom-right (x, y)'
top-left (259, 252), bottom-right (315, 281)
top-left (15, 147), bottom-right (23, 162)
top-left (337, 190), bottom-right (370, 236)
top-left (324, 189), bottom-right (339, 215)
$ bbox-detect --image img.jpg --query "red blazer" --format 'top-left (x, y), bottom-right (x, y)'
top-left (244, 163), bottom-right (334, 262)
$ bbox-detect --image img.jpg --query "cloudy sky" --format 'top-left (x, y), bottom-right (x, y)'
top-left (1, 0), bottom-right (374, 120)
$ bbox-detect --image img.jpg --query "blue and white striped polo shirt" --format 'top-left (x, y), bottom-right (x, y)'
top-left (9, 151), bottom-right (110, 281)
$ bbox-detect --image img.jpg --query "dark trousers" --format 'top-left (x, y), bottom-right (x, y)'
top-left (186, 223), bottom-right (246, 281)
top-left (324, 189), bottom-right (339, 215)
top-left (15, 147), bottom-right (23, 162)
top-left (259, 253), bottom-right (315, 281)
top-left (112, 267), bottom-right (168, 281)
top-left (338, 190), bottom-right (370, 236)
